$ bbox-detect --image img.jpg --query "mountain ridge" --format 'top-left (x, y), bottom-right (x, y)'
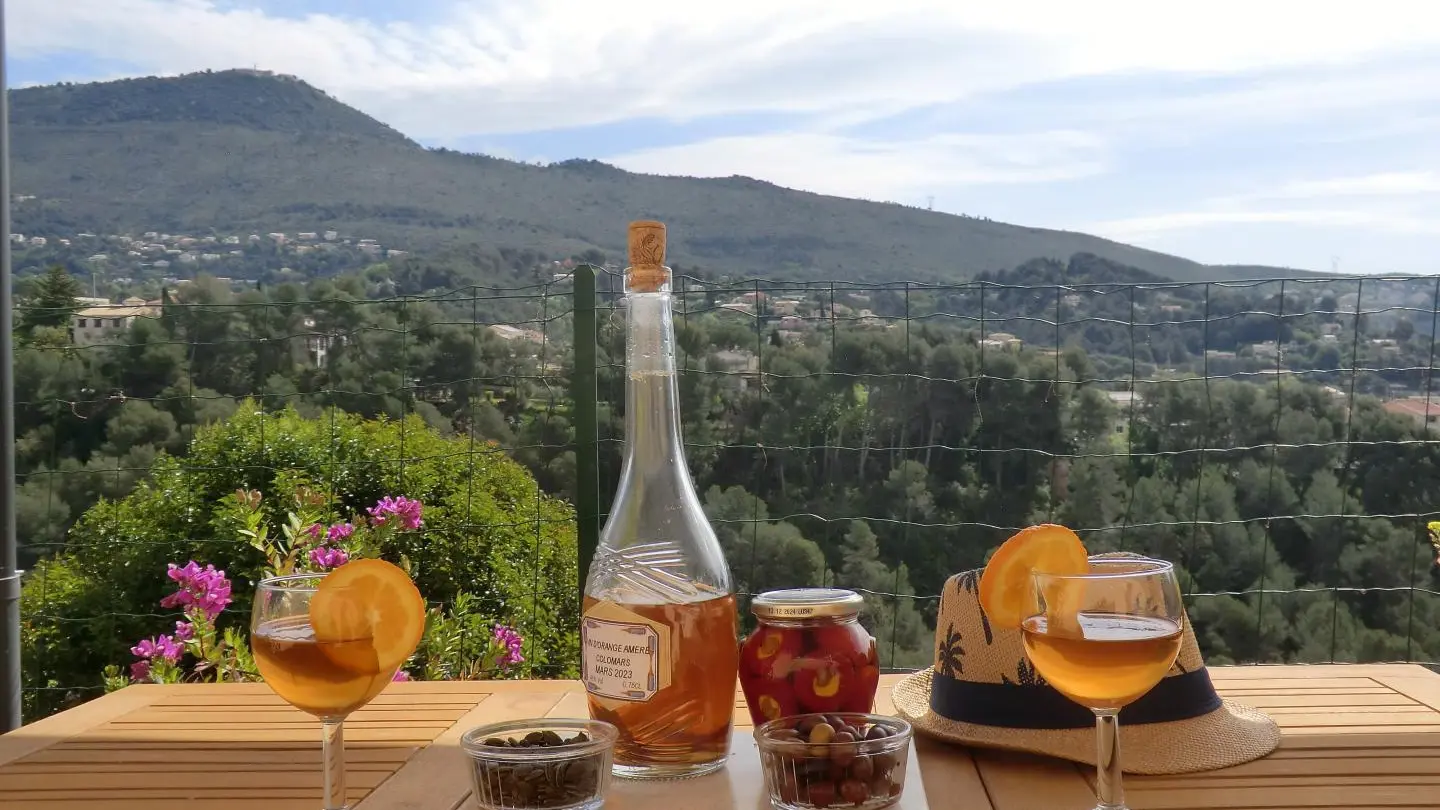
top-left (8, 69), bottom-right (1316, 283)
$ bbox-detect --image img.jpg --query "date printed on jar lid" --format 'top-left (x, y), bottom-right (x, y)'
top-left (752, 588), bottom-right (865, 620)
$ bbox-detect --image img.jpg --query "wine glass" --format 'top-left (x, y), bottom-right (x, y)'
top-left (251, 570), bottom-right (418, 810)
top-left (1023, 557), bottom-right (1184, 810)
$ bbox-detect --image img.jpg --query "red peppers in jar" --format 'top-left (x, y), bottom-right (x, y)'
top-left (739, 589), bottom-right (880, 725)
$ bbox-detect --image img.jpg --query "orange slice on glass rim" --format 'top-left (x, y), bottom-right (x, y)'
top-left (977, 524), bottom-right (1089, 630)
top-left (309, 558), bottom-right (427, 675)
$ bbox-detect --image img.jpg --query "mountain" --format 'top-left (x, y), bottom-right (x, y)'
top-left (9, 70), bottom-right (1311, 283)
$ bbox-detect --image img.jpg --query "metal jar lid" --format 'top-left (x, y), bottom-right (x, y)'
top-left (751, 588), bottom-right (864, 620)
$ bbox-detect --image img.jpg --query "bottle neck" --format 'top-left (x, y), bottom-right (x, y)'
top-left (623, 292), bottom-right (684, 470)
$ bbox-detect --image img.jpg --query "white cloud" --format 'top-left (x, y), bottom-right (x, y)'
top-left (11, 0), bottom-right (1440, 137)
top-left (1222, 172), bottom-right (1440, 203)
top-left (606, 130), bottom-right (1107, 201)
top-left (1092, 209), bottom-right (1440, 243)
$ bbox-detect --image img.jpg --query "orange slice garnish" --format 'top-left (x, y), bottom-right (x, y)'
top-left (309, 558), bottom-right (426, 675)
top-left (977, 524), bottom-right (1089, 629)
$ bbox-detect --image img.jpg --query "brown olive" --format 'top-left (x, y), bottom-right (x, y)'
top-left (796, 716), bottom-right (821, 736)
top-left (830, 731), bottom-right (857, 767)
top-left (864, 724), bottom-right (891, 741)
top-left (849, 754), bottom-right (875, 781)
top-left (839, 778), bottom-right (870, 805)
top-left (771, 728), bottom-right (802, 743)
top-left (869, 777), bottom-right (892, 798)
top-left (874, 751), bottom-right (896, 776)
top-left (807, 780), bottom-right (837, 808)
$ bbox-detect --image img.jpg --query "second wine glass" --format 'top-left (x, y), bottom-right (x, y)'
top-left (1023, 557), bottom-right (1184, 810)
top-left (251, 559), bottom-right (427, 810)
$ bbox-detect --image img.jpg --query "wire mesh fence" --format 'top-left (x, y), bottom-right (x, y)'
top-left (589, 267), bottom-right (1440, 673)
top-left (14, 263), bottom-right (1440, 717)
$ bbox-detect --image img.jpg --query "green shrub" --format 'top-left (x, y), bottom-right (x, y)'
top-left (20, 402), bottom-right (579, 720)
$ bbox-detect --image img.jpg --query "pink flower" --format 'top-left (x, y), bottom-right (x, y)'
top-left (391, 670), bottom-right (411, 682)
top-left (309, 545), bottom-right (350, 570)
top-left (492, 625), bottom-right (524, 667)
top-left (326, 522), bottom-right (355, 542)
top-left (368, 496), bottom-right (423, 531)
top-left (161, 561), bottom-right (232, 621)
top-left (130, 660), bottom-right (151, 681)
top-left (173, 621), bottom-right (195, 642)
top-left (306, 523), bottom-right (324, 541)
top-left (131, 634), bottom-right (182, 664)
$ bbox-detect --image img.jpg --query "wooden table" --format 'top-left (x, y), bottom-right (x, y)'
top-left (3, 665), bottom-right (1440, 808)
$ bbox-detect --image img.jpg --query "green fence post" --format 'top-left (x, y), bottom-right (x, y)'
top-left (571, 265), bottom-right (600, 607)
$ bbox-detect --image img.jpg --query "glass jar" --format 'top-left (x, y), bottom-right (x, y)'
top-left (738, 589), bottom-right (880, 725)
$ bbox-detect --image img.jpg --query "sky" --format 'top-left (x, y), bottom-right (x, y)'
top-left (8, 0), bottom-right (1440, 274)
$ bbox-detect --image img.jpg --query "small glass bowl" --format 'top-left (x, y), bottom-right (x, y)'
top-left (755, 713), bottom-right (913, 810)
top-left (460, 719), bottom-right (618, 810)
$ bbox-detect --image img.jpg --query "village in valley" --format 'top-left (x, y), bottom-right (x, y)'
top-left (12, 214), bottom-right (1440, 437)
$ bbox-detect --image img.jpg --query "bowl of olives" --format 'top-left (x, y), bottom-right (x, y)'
top-left (460, 719), bottom-right (617, 810)
top-left (754, 713), bottom-right (912, 809)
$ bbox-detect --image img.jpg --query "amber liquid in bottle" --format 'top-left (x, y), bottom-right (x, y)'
top-left (581, 221), bottom-right (739, 780)
top-left (582, 594), bottom-right (738, 766)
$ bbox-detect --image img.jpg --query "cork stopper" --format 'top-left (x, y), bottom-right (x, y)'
top-left (627, 220), bottom-right (669, 292)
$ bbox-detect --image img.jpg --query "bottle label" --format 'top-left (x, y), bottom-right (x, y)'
top-left (581, 601), bottom-right (673, 703)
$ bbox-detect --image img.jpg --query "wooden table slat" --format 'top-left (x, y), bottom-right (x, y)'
top-left (4, 666), bottom-right (1440, 809)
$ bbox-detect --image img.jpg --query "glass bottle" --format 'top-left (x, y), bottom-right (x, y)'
top-left (581, 220), bottom-right (739, 780)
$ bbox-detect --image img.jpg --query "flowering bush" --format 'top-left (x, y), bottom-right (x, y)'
top-left (414, 592), bottom-right (528, 680)
top-left (106, 489), bottom-right (528, 690)
top-left (233, 486), bottom-right (421, 579)
top-left (28, 406), bottom-right (577, 720)
top-left (103, 560), bottom-right (254, 690)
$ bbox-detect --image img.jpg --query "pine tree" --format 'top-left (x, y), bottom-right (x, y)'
top-left (20, 265), bottom-right (84, 332)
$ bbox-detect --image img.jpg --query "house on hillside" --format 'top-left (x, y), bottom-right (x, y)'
top-left (711, 349), bottom-right (761, 391)
top-left (70, 298), bottom-right (162, 346)
top-left (299, 317), bottom-right (340, 366)
top-left (1105, 390), bottom-right (1144, 434)
top-left (980, 332), bottom-right (1023, 352)
top-left (487, 324), bottom-right (544, 344)
top-left (1385, 397), bottom-right (1440, 431)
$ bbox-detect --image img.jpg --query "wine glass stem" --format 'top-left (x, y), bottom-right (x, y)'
top-left (321, 718), bottom-right (347, 810)
top-left (1094, 710), bottom-right (1126, 810)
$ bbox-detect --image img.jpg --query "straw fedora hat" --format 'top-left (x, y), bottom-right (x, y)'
top-left (892, 553), bottom-right (1281, 774)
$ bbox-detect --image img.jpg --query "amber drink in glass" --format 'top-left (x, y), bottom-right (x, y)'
top-left (1022, 557), bottom-right (1183, 810)
top-left (251, 561), bottom-right (426, 810)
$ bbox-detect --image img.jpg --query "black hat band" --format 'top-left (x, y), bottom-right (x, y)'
top-left (929, 667), bottom-right (1222, 730)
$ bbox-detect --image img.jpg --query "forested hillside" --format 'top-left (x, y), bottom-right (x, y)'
top-left (8, 69), bottom-right (1312, 283)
